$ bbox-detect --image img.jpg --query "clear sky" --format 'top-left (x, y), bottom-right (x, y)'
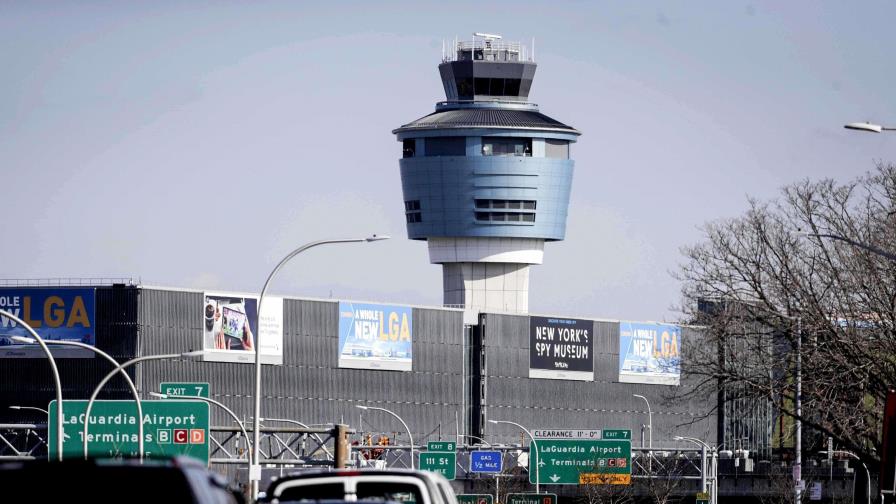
top-left (2, 1), bottom-right (895, 322)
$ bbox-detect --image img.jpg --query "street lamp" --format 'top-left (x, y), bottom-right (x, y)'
top-left (632, 394), bottom-right (652, 449)
top-left (251, 234), bottom-right (388, 497)
top-left (457, 433), bottom-right (493, 448)
top-left (488, 419), bottom-right (540, 494)
top-left (151, 393), bottom-right (253, 472)
top-left (820, 450), bottom-right (870, 504)
top-left (83, 351), bottom-right (204, 459)
top-left (356, 405), bottom-right (414, 469)
top-left (844, 122), bottom-right (896, 133)
top-left (1, 309), bottom-right (63, 461)
top-left (12, 336), bottom-right (147, 460)
top-left (675, 435), bottom-right (717, 504)
top-left (796, 230), bottom-right (896, 263)
top-left (257, 417), bottom-right (334, 458)
top-left (9, 405), bottom-right (48, 415)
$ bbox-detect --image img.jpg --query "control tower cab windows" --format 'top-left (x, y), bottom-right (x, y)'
top-left (402, 139), bottom-right (416, 158)
top-left (482, 137), bottom-right (532, 157)
top-left (405, 200), bottom-right (422, 223)
top-left (425, 137), bottom-right (466, 156)
top-left (545, 139), bottom-right (570, 159)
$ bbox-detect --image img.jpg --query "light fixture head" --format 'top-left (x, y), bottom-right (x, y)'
top-left (181, 350), bottom-right (206, 358)
top-left (366, 235), bottom-right (390, 242)
top-left (149, 392), bottom-right (167, 399)
top-left (11, 336), bottom-right (36, 344)
top-left (355, 405), bottom-right (369, 410)
top-left (845, 122), bottom-right (883, 133)
top-left (487, 420), bottom-right (499, 425)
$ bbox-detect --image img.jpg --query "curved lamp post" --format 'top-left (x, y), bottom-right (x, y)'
top-left (632, 394), bottom-right (653, 449)
top-left (356, 405), bottom-right (414, 469)
top-left (258, 417), bottom-right (334, 458)
top-left (151, 392), bottom-right (252, 472)
top-left (457, 433), bottom-right (493, 448)
top-left (820, 450), bottom-right (870, 504)
top-left (250, 234), bottom-right (388, 498)
top-left (83, 351), bottom-right (204, 459)
top-left (13, 336), bottom-right (146, 460)
top-left (1, 309), bottom-right (63, 461)
top-left (489, 419), bottom-right (539, 494)
top-left (675, 436), bottom-right (717, 504)
top-left (797, 230), bottom-right (896, 263)
top-left (9, 405), bottom-right (49, 415)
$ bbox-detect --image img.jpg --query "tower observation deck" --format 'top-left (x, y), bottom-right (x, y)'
top-left (393, 33), bottom-right (580, 313)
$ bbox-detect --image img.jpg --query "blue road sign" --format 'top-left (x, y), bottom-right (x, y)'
top-left (470, 450), bottom-right (503, 473)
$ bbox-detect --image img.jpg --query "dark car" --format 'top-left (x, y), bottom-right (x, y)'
top-left (0, 456), bottom-right (244, 503)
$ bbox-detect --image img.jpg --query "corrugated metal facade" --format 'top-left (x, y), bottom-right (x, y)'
top-left (136, 288), bottom-right (466, 439)
top-left (1, 286), bottom-right (715, 454)
top-left (1, 285), bottom-right (139, 424)
top-left (479, 313), bottom-right (716, 447)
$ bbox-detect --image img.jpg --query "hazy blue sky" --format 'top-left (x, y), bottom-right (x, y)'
top-left (3, 1), bottom-right (895, 322)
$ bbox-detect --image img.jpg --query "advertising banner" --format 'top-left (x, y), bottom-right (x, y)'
top-left (529, 316), bottom-right (593, 381)
top-left (202, 291), bottom-right (283, 365)
top-left (338, 301), bottom-right (412, 371)
top-left (618, 322), bottom-right (681, 385)
top-left (0, 287), bottom-right (96, 358)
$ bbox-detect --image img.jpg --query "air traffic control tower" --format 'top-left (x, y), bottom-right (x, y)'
top-left (393, 33), bottom-right (580, 313)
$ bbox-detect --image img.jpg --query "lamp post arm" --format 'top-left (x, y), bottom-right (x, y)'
top-left (83, 353), bottom-right (182, 459)
top-left (42, 339), bottom-right (145, 460)
top-left (252, 236), bottom-right (385, 499)
top-left (1, 309), bottom-right (64, 461)
top-left (807, 233), bottom-right (896, 263)
top-left (259, 418), bottom-right (334, 458)
top-left (157, 394), bottom-right (251, 464)
top-left (371, 407), bottom-right (414, 469)
top-left (491, 420), bottom-right (538, 494)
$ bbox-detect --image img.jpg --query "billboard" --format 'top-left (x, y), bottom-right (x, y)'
top-left (618, 322), bottom-right (681, 385)
top-left (0, 287), bottom-right (96, 358)
top-left (529, 316), bottom-right (593, 381)
top-left (202, 292), bottom-right (283, 365)
top-left (338, 301), bottom-right (412, 371)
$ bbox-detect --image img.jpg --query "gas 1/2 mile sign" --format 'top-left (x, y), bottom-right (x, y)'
top-left (530, 429), bottom-right (631, 485)
top-left (48, 400), bottom-right (210, 464)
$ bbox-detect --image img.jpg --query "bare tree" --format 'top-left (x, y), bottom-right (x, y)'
top-left (576, 472), bottom-right (635, 504)
top-left (676, 164), bottom-right (896, 468)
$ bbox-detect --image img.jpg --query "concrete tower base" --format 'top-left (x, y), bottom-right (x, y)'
top-left (442, 262), bottom-right (531, 313)
top-left (428, 237), bottom-right (543, 313)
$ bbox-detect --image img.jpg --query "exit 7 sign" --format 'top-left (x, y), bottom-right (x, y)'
top-left (160, 382), bottom-right (210, 398)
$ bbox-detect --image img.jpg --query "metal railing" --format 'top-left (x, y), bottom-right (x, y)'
top-left (0, 277), bottom-right (140, 287)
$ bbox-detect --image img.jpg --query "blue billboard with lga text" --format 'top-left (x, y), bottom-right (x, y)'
top-left (618, 321), bottom-right (680, 385)
top-left (338, 301), bottom-right (412, 371)
top-left (0, 287), bottom-right (96, 358)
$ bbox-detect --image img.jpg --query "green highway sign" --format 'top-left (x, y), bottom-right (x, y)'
top-left (160, 382), bottom-right (210, 399)
top-left (530, 438), bottom-right (631, 485)
top-left (457, 494), bottom-right (494, 504)
top-left (48, 400), bottom-right (210, 464)
top-left (419, 451), bottom-right (456, 480)
top-left (427, 441), bottom-right (456, 452)
top-left (506, 493), bottom-right (557, 504)
top-left (601, 429), bottom-right (631, 440)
